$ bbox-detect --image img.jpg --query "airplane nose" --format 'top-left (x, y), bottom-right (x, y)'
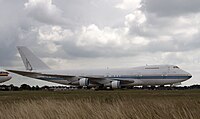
top-left (187, 73), bottom-right (192, 79)
top-left (7, 76), bottom-right (12, 80)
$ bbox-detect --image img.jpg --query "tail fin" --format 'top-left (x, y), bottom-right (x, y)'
top-left (17, 46), bottom-right (50, 71)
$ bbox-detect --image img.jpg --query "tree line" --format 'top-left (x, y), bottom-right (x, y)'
top-left (0, 84), bottom-right (200, 91)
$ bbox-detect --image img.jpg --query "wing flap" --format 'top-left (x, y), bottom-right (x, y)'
top-left (6, 70), bottom-right (39, 77)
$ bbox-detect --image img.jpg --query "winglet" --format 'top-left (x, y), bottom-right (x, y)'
top-left (17, 46), bottom-right (50, 71)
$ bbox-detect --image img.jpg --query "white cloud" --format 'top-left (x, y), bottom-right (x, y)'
top-left (77, 24), bottom-right (123, 47)
top-left (125, 10), bottom-right (146, 27)
top-left (24, 0), bottom-right (66, 25)
top-left (76, 23), bottom-right (149, 49)
top-left (172, 16), bottom-right (199, 37)
top-left (116, 0), bottom-right (142, 10)
top-left (130, 36), bottom-right (149, 45)
top-left (38, 25), bottom-right (73, 42)
top-left (37, 25), bottom-right (73, 53)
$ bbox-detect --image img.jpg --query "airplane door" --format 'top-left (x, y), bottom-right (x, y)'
top-left (163, 66), bottom-right (170, 79)
top-left (163, 73), bottom-right (167, 79)
top-left (137, 72), bottom-right (142, 79)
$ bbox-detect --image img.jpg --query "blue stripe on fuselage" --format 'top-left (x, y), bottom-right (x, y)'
top-left (38, 75), bottom-right (190, 81)
top-left (107, 75), bottom-right (190, 79)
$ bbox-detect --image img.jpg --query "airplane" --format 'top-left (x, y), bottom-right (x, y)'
top-left (0, 71), bottom-right (12, 83)
top-left (7, 46), bottom-right (192, 89)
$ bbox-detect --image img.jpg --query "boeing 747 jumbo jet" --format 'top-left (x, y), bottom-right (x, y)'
top-left (7, 46), bottom-right (192, 89)
top-left (0, 71), bottom-right (12, 83)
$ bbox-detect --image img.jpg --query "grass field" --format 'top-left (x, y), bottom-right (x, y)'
top-left (0, 90), bottom-right (199, 119)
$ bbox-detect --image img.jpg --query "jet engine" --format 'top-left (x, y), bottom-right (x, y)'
top-left (79, 78), bottom-right (89, 86)
top-left (111, 81), bottom-right (121, 89)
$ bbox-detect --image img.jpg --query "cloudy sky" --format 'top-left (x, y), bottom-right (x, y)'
top-left (1, 0), bottom-right (200, 86)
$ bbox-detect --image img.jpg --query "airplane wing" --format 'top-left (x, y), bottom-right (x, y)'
top-left (7, 70), bottom-right (134, 84)
top-left (7, 70), bottom-right (40, 77)
top-left (6, 70), bottom-right (75, 79)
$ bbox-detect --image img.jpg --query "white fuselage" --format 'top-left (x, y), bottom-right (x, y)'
top-left (34, 65), bottom-right (191, 87)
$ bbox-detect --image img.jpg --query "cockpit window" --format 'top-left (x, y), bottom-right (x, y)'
top-left (173, 66), bottom-right (179, 69)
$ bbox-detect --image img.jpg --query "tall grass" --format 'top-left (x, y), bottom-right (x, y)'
top-left (0, 90), bottom-right (199, 119)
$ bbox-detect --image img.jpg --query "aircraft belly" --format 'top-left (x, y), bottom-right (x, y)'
top-left (140, 79), bottom-right (181, 85)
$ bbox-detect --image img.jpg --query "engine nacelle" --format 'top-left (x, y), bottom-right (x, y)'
top-left (111, 81), bottom-right (121, 89)
top-left (79, 78), bottom-right (89, 86)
